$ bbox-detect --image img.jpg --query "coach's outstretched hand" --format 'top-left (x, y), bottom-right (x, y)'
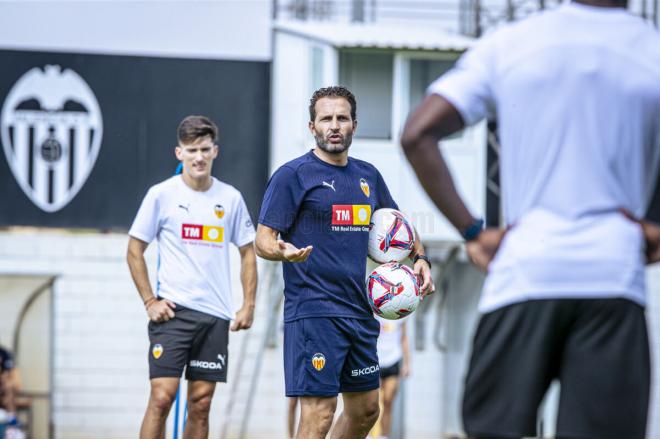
top-left (147, 299), bottom-right (176, 322)
top-left (278, 240), bottom-right (313, 263)
top-left (413, 258), bottom-right (435, 298)
top-left (231, 305), bottom-right (255, 331)
top-left (466, 228), bottom-right (507, 272)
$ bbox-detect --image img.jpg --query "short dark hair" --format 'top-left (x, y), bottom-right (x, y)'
top-left (309, 86), bottom-right (357, 122)
top-left (177, 115), bottom-right (218, 144)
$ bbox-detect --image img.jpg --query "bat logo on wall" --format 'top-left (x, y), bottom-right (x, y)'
top-left (1, 65), bottom-right (103, 212)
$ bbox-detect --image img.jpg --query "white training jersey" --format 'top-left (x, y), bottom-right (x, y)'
top-left (428, 2), bottom-right (660, 312)
top-left (129, 176), bottom-right (255, 320)
top-left (376, 315), bottom-right (404, 368)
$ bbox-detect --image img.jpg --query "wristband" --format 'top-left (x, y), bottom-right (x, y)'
top-left (144, 297), bottom-right (157, 309)
top-left (413, 254), bottom-right (432, 269)
top-left (462, 218), bottom-right (484, 242)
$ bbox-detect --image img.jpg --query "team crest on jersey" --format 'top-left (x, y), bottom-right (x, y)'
top-left (152, 344), bottom-right (163, 359)
top-left (360, 178), bottom-right (370, 197)
top-left (311, 353), bottom-right (326, 371)
top-left (0, 65), bottom-right (103, 212)
top-left (214, 204), bottom-right (225, 219)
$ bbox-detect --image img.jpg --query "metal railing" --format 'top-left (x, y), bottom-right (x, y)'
top-left (274, 0), bottom-right (462, 24)
top-left (273, 0), bottom-right (659, 35)
top-left (466, 0), bottom-right (658, 36)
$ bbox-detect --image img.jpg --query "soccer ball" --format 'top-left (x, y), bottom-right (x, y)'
top-left (367, 262), bottom-right (420, 320)
top-left (368, 208), bottom-right (415, 263)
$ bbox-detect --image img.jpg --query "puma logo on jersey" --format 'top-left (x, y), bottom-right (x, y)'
top-left (178, 204), bottom-right (190, 213)
top-left (322, 180), bottom-right (336, 192)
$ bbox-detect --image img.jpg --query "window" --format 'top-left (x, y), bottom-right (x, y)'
top-left (409, 58), bottom-right (454, 109)
top-left (339, 51), bottom-right (393, 139)
top-left (310, 46), bottom-right (324, 94)
top-left (409, 58), bottom-right (461, 139)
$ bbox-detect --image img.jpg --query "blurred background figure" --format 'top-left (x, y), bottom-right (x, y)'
top-left (0, 345), bottom-right (25, 439)
top-left (0, 345), bottom-right (18, 415)
top-left (370, 315), bottom-right (410, 439)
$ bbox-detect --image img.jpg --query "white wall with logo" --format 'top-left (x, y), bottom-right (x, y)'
top-left (0, 1), bottom-right (272, 61)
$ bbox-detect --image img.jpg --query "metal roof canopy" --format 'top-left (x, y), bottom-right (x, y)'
top-left (273, 20), bottom-right (474, 51)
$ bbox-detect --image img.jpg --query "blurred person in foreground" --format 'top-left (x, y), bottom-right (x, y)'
top-left (127, 115), bottom-right (257, 438)
top-left (255, 86), bottom-right (434, 439)
top-left (401, 1), bottom-right (660, 438)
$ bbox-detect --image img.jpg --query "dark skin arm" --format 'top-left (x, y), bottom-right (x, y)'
top-left (401, 94), bottom-right (505, 271)
top-left (621, 209), bottom-right (660, 264)
top-left (638, 219), bottom-right (660, 264)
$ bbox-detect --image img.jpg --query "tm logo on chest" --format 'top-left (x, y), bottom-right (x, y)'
top-left (181, 223), bottom-right (224, 246)
top-left (331, 205), bottom-right (371, 232)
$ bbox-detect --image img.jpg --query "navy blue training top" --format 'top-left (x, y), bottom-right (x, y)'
top-left (259, 150), bottom-right (398, 322)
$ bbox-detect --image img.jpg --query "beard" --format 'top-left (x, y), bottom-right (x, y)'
top-left (314, 131), bottom-right (353, 154)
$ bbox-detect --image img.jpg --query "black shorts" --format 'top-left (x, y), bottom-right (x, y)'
top-left (379, 361), bottom-right (401, 380)
top-left (148, 304), bottom-right (230, 382)
top-left (463, 298), bottom-right (649, 439)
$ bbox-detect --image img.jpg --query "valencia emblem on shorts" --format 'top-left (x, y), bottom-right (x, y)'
top-left (152, 344), bottom-right (163, 359)
top-left (214, 204), bottom-right (225, 219)
top-left (360, 178), bottom-right (370, 198)
top-left (311, 353), bottom-right (326, 371)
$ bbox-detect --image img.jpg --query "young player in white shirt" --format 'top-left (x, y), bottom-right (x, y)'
top-left (127, 115), bottom-right (257, 439)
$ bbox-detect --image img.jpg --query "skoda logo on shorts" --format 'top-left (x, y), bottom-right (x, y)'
top-left (311, 353), bottom-right (326, 371)
top-left (1, 65), bottom-right (103, 212)
top-left (152, 344), bottom-right (163, 360)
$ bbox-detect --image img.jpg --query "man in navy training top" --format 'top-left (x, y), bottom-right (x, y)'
top-left (255, 86), bottom-right (434, 439)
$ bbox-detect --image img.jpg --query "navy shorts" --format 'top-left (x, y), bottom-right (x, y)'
top-left (284, 317), bottom-right (381, 397)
